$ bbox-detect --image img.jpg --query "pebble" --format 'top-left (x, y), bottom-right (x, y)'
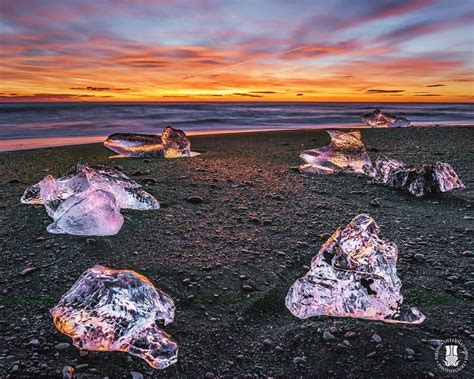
top-left (323, 331), bottom-right (335, 340)
top-left (263, 339), bottom-right (272, 348)
top-left (186, 196), bottom-right (204, 204)
top-left (459, 250), bottom-right (474, 257)
top-left (371, 334), bottom-right (382, 343)
top-left (20, 267), bottom-right (37, 276)
top-left (414, 253), bottom-right (425, 262)
top-left (293, 356), bottom-right (306, 364)
top-left (405, 348), bottom-right (415, 356)
top-left (242, 284), bottom-right (253, 292)
top-left (428, 339), bottom-right (443, 348)
top-left (367, 351), bottom-right (376, 358)
top-left (141, 177), bottom-right (157, 184)
top-left (464, 281), bottom-right (474, 289)
top-left (370, 198), bottom-right (381, 207)
top-left (28, 338), bottom-right (40, 347)
top-left (55, 342), bottom-right (70, 350)
top-left (205, 373), bottom-right (215, 379)
top-left (130, 371), bottom-right (144, 379)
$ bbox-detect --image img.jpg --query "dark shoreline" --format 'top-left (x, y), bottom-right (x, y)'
top-left (1, 124), bottom-right (473, 154)
top-left (0, 126), bottom-right (473, 378)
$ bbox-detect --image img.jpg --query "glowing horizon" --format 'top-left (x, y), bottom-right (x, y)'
top-left (1, 0), bottom-right (473, 103)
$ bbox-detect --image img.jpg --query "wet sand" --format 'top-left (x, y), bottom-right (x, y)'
top-left (0, 126), bottom-right (472, 378)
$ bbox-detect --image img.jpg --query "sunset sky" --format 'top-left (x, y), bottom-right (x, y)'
top-left (1, 0), bottom-right (473, 102)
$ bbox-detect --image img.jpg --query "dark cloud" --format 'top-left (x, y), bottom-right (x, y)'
top-left (414, 93), bottom-right (441, 96)
top-left (249, 91), bottom-right (276, 94)
top-left (296, 93), bottom-right (304, 96)
top-left (70, 86), bottom-right (130, 91)
top-left (162, 95), bottom-right (191, 98)
top-left (0, 93), bottom-right (100, 101)
top-left (365, 89), bottom-right (405, 93)
top-left (233, 93), bottom-right (263, 98)
top-left (426, 84), bottom-right (445, 87)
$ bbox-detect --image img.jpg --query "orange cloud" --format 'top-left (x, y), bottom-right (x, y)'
top-left (0, 1), bottom-right (472, 103)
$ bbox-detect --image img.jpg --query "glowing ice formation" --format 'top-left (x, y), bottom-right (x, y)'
top-left (300, 130), bottom-right (372, 174)
top-left (366, 157), bottom-right (465, 197)
top-left (104, 126), bottom-right (198, 158)
top-left (47, 190), bottom-right (124, 236)
top-left (161, 126), bottom-right (192, 158)
top-left (51, 266), bottom-right (178, 369)
top-left (286, 214), bottom-right (425, 324)
top-left (362, 109), bottom-right (411, 128)
top-left (21, 164), bottom-right (159, 235)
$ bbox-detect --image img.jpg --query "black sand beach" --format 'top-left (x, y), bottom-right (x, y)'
top-left (0, 126), bottom-right (473, 378)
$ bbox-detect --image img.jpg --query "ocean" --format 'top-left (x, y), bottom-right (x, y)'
top-left (0, 102), bottom-right (472, 151)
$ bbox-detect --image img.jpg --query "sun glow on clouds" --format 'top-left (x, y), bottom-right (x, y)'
top-left (0, 0), bottom-right (473, 102)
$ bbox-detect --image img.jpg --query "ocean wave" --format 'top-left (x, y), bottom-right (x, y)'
top-left (0, 102), bottom-right (473, 143)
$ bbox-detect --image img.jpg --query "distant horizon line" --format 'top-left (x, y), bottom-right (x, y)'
top-left (1, 100), bottom-right (473, 104)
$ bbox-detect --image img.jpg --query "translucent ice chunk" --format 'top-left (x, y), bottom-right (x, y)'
top-left (20, 182), bottom-right (43, 205)
top-left (21, 164), bottom-right (160, 213)
top-left (432, 162), bottom-right (465, 193)
top-left (47, 189), bottom-right (124, 236)
top-left (300, 130), bottom-right (372, 174)
top-left (76, 164), bottom-right (160, 210)
top-left (362, 109), bottom-right (411, 128)
top-left (104, 133), bottom-right (164, 157)
top-left (51, 266), bottom-right (178, 369)
top-left (104, 126), bottom-right (198, 158)
top-left (21, 164), bottom-right (159, 235)
top-left (366, 157), bottom-right (464, 197)
top-left (286, 214), bottom-right (425, 324)
top-left (161, 126), bottom-right (191, 158)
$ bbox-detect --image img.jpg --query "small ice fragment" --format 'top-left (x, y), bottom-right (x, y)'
top-left (363, 156), bottom-right (405, 183)
top-left (50, 265), bottom-right (178, 369)
top-left (104, 133), bottom-right (164, 157)
top-left (103, 126), bottom-right (198, 158)
top-left (366, 157), bottom-right (464, 197)
top-left (47, 189), bottom-right (124, 236)
top-left (362, 109), bottom-right (411, 128)
top-left (433, 162), bottom-right (465, 193)
top-left (161, 126), bottom-right (191, 158)
top-left (285, 214), bottom-right (425, 324)
top-left (300, 130), bottom-right (372, 174)
top-left (20, 182), bottom-right (43, 205)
